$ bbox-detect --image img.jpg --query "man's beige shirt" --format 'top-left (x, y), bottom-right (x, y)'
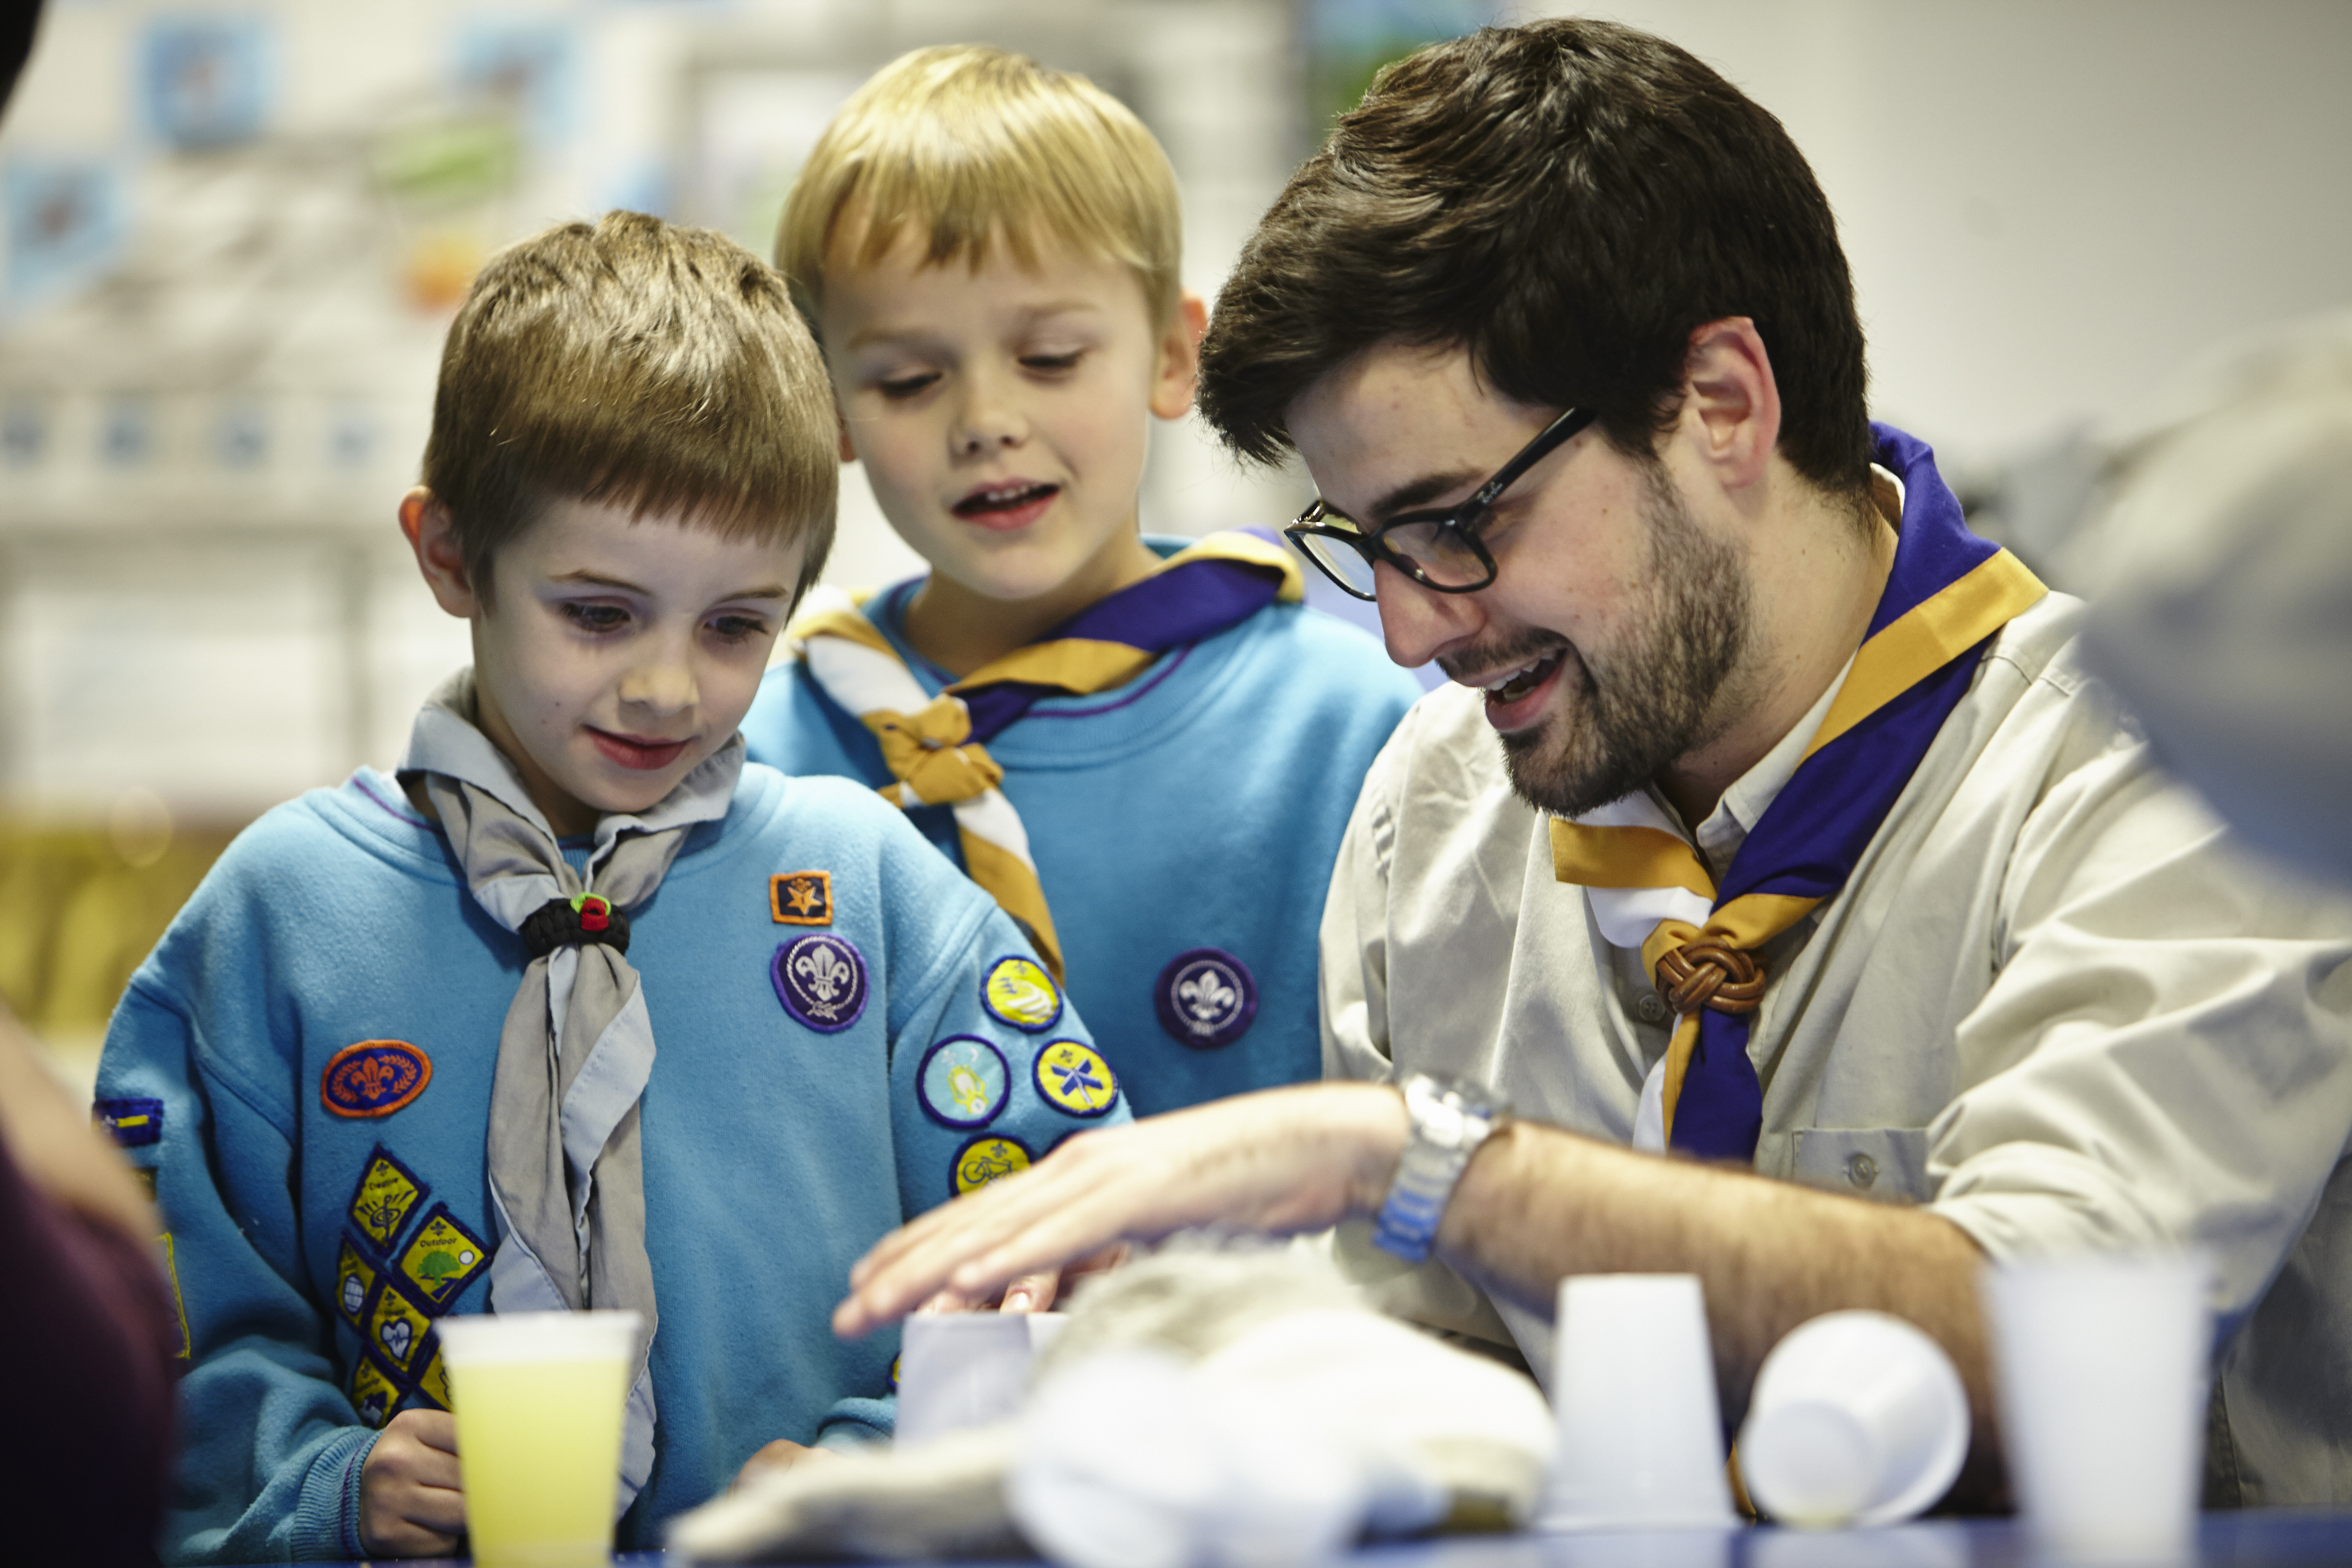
top-left (1321, 590), bottom-right (2352, 1505)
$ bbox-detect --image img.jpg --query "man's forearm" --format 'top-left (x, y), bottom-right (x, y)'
top-left (1425, 1119), bottom-right (2002, 1498)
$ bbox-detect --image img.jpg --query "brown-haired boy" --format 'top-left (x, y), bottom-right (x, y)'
top-left (95, 211), bottom-right (1127, 1561)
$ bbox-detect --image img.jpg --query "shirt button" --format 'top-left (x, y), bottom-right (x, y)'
top-left (1846, 1152), bottom-right (1879, 1190)
top-left (1635, 993), bottom-right (1667, 1024)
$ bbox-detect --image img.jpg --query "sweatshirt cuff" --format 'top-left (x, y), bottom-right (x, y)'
top-left (297, 1425), bottom-right (381, 1561)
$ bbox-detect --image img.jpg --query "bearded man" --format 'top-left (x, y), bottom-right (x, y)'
top-left (833, 18), bottom-right (2352, 1507)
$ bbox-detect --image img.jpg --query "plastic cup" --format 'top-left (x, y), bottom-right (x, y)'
top-left (895, 1311), bottom-right (1069, 1446)
top-left (1981, 1253), bottom-right (2211, 1563)
top-left (1540, 1274), bottom-right (1738, 1532)
top-left (434, 1309), bottom-right (641, 1568)
top-left (1738, 1310), bottom-right (1970, 1527)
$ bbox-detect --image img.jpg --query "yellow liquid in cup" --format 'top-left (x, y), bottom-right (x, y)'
top-left (448, 1356), bottom-right (631, 1568)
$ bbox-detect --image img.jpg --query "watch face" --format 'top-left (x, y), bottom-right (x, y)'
top-left (1406, 1072), bottom-right (1509, 1144)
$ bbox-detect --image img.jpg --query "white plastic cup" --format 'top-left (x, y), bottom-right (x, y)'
top-left (1981, 1252), bottom-right (2211, 1563)
top-left (433, 1309), bottom-right (642, 1568)
top-left (1738, 1310), bottom-right (1970, 1527)
top-left (895, 1310), bottom-right (1069, 1446)
top-left (1540, 1274), bottom-right (1738, 1531)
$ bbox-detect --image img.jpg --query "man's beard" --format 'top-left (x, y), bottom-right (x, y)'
top-left (1475, 466), bottom-right (1753, 818)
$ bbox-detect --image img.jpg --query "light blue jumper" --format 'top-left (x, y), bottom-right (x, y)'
top-left (741, 547), bottom-right (1426, 1117)
top-left (96, 763), bottom-right (1123, 1562)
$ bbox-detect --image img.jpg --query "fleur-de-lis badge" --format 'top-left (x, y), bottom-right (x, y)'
top-left (795, 944), bottom-right (851, 1005)
top-left (774, 934), bottom-right (870, 1034)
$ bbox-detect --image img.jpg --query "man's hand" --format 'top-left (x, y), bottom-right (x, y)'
top-left (836, 1083), bottom-right (1407, 1336)
top-left (732, 1438), bottom-right (835, 1493)
top-left (359, 1409), bottom-right (464, 1557)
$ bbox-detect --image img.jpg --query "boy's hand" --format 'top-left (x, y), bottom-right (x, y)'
top-left (359, 1409), bottom-right (464, 1557)
top-left (732, 1439), bottom-right (834, 1492)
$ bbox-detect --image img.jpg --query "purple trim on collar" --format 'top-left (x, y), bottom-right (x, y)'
top-left (1012, 645), bottom-right (1191, 721)
top-left (352, 773), bottom-right (430, 828)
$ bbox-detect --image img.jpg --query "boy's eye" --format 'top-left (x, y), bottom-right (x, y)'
top-left (1021, 351), bottom-right (1082, 374)
top-left (563, 602), bottom-right (630, 633)
top-left (708, 613), bottom-right (770, 643)
top-left (877, 372), bottom-right (939, 400)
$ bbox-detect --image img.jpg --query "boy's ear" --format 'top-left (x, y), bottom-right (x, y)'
top-left (1148, 291), bottom-right (1210, 422)
top-left (838, 411), bottom-right (858, 464)
top-left (399, 487), bottom-right (480, 618)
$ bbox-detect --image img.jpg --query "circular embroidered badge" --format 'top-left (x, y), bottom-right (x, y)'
top-left (1154, 948), bottom-right (1259, 1050)
top-left (952, 1135), bottom-right (1033, 1198)
top-left (918, 1037), bottom-right (1009, 1130)
top-left (772, 934), bottom-right (870, 1033)
top-left (982, 956), bottom-right (1062, 1032)
top-left (321, 1040), bottom-right (433, 1119)
top-left (1033, 1039), bottom-right (1120, 1119)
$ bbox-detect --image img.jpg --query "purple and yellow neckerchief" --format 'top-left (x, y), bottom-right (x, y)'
top-left (788, 528), bottom-right (1302, 980)
top-left (1550, 426), bottom-right (2048, 1159)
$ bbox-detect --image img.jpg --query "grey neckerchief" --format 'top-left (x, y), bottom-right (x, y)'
top-left (396, 670), bottom-right (744, 1509)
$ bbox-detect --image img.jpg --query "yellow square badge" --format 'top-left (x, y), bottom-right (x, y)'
top-left (334, 1235), bottom-right (378, 1330)
top-left (365, 1279), bottom-right (433, 1377)
top-left (771, 871), bottom-right (834, 926)
top-left (346, 1147), bottom-right (427, 1253)
top-left (396, 1205), bottom-right (489, 1309)
top-left (417, 1344), bottom-right (453, 1411)
top-left (350, 1354), bottom-right (402, 1429)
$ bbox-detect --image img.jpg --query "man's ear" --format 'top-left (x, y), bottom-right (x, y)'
top-left (398, 487), bottom-right (480, 618)
top-left (1148, 291), bottom-right (1210, 421)
top-left (1679, 317), bottom-right (1781, 493)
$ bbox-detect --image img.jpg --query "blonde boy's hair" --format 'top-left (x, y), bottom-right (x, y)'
top-left (777, 45), bottom-right (1182, 328)
top-left (425, 211), bottom-right (838, 602)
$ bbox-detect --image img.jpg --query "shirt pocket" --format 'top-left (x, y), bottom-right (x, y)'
top-left (1791, 1127), bottom-right (1932, 1203)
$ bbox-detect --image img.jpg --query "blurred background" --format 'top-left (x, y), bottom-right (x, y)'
top-left (2, 0), bottom-right (2348, 1093)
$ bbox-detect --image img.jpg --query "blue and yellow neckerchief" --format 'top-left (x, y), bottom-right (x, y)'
top-left (789, 529), bottom-right (1302, 980)
top-left (1550, 427), bottom-right (2047, 1159)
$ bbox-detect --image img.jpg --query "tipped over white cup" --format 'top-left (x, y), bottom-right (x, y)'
top-left (1738, 1309), bottom-right (1970, 1528)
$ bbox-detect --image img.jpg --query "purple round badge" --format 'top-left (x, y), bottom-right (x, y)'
top-left (772, 934), bottom-right (869, 1033)
top-left (1154, 947), bottom-right (1258, 1050)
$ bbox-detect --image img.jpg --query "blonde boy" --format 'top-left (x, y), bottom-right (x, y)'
top-left (743, 47), bottom-right (1423, 1122)
top-left (96, 212), bottom-right (1123, 1562)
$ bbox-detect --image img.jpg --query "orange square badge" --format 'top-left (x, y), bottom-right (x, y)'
top-left (770, 871), bottom-right (834, 926)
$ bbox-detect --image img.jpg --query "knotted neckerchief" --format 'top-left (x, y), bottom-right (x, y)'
top-left (789, 528), bottom-right (1302, 980)
top-left (397, 671), bottom-right (743, 1508)
top-left (1551, 426), bottom-right (2048, 1161)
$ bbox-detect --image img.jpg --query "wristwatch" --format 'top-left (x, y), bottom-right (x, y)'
top-left (1370, 1073), bottom-right (1511, 1263)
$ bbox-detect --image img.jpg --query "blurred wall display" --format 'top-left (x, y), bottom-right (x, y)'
top-left (3, 0), bottom-right (2345, 1046)
top-left (139, 14), bottom-right (272, 149)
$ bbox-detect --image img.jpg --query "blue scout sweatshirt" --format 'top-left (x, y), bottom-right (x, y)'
top-left (740, 547), bottom-right (1424, 1117)
top-left (95, 763), bottom-right (1126, 1562)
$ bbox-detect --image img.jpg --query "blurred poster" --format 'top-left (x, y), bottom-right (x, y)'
top-left (454, 18), bottom-right (578, 151)
top-left (140, 16), bottom-right (274, 150)
top-left (1305, 0), bottom-right (1495, 123)
top-left (4, 157), bottom-right (124, 308)
top-left (690, 69), bottom-right (862, 257)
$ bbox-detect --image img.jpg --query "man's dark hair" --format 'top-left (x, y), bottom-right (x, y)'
top-left (1199, 18), bottom-right (1873, 500)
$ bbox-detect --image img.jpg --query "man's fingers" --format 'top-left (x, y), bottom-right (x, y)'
top-left (998, 1269), bottom-right (1059, 1312)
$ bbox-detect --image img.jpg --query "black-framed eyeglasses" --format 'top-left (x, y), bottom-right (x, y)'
top-left (1284, 406), bottom-right (1597, 601)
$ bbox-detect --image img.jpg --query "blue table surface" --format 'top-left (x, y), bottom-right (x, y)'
top-left (231, 1511), bottom-right (2352, 1568)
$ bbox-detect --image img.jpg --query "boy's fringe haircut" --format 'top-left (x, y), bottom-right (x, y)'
top-left (425, 211), bottom-right (838, 601)
top-left (776, 45), bottom-right (1181, 328)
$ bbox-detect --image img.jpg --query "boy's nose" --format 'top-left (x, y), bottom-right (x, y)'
top-left (620, 648), bottom-right (698, 715)
top-left (1375, 561), bottom-right (1484, 670)
top-left (952, 373), bottom-right (1028, 455)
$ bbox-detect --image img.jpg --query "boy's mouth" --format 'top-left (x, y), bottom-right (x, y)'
top-left (951, 480), bottom-right (1060, 530)
top-left (589, 728), bottom-right (691, 771)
